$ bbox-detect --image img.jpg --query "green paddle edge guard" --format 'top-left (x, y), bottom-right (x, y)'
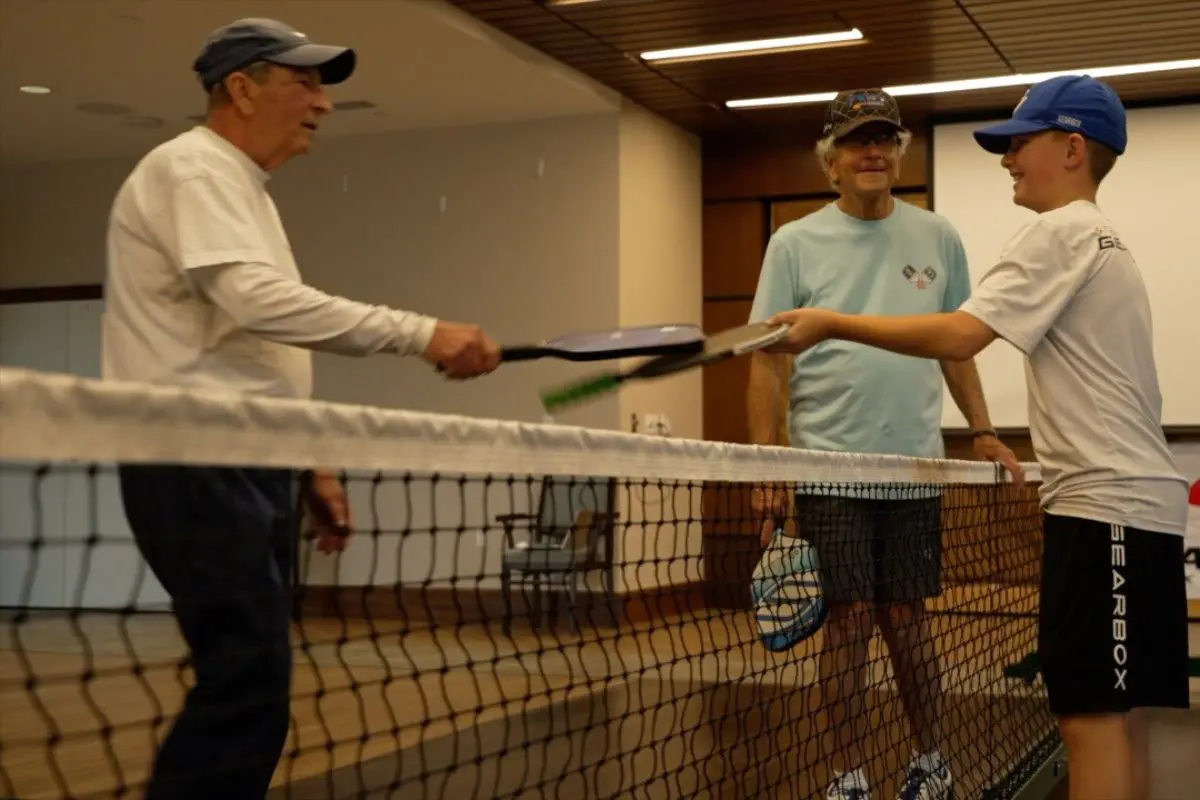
top-left (540, 374), bottom-right (621, 412)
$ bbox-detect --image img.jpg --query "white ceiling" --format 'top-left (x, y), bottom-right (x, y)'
top-left (0, 0), bottom-right (622, 165)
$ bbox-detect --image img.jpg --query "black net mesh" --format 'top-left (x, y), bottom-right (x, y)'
top-left (0, 368), bottom-right (1059, 799)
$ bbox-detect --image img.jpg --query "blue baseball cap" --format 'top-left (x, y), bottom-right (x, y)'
top-left (973, 75), bottom-right (1128, 155)
top-left (192, 18), bottom-right (356, 92)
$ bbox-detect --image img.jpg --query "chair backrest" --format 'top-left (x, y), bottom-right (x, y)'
top-left (536, 476), bottom-right (613, 535)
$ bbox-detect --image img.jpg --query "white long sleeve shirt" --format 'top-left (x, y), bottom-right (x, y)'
top-left (102, 125), bottom-right (436, 399)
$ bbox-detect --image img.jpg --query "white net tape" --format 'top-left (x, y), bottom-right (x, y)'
top-left (0, 366), bottom-right (1040, 485)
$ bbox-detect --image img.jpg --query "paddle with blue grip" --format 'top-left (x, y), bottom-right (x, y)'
top-left (751, 528), bottom-right (828, 651)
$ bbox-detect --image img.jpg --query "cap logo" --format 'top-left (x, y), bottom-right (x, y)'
top-left (847, 91), bottom-right (885, 109)
top-left (1057, 114), bottom-right (1082, 128)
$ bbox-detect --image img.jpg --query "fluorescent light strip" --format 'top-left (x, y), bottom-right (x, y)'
top-left (642, 29), bottom-right (863, 63)
top-left (726, 58), bottom-right (1200, 109)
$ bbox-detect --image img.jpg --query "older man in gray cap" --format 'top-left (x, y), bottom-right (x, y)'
top-left (747, 88), bottom-right (1022, 800)
top-left (102, 18), bottom-right (500, 798)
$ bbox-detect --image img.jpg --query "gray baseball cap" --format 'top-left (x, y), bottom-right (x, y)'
top-left (192, 17), bottom-right (356, 91)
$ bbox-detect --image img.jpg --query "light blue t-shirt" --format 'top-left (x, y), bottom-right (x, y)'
top-left (749, 198), bottom-right (971, 461)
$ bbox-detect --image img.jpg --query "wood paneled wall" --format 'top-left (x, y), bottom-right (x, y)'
top-left (703, 126), bottom-right (931, 202)
top-left (700, 123), bottom-right (934, 448)
top-left (699, 122), bottom-right (1199, 456)
top-left (700, 124), bottom-right (982, 608)
top-left (702, 125), bottom-right (1098, 612)
top-left (699, 124), bottom-right (1198, 611)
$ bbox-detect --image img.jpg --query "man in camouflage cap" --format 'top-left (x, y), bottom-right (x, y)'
top-left (747, 88), bottom-right (1020, 800)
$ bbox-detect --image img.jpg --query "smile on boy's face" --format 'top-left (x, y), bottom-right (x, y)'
top-left (999, 129), bottom-right (1088, 213)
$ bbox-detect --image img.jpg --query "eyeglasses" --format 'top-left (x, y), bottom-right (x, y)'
top-left (837, 129), bottom-right (899, 149)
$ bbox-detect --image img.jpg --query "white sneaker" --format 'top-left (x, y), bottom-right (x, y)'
top-left (826, 768), bottom-right (870, 800)
top-left (897, 756), bottom-right (953, 800)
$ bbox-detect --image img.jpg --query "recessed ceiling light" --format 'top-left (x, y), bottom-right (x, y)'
top-left (642, 29), bottom-right (864, 64)
top-left (19, 85), bottom-right (51, 95)
top-left (725, 57), bottom-right (1200, 109)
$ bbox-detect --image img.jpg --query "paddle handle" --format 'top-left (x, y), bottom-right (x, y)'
top-left (500, 345), bottom-right (550, 363)
top-left (437, 344), bottom-right (546, 372)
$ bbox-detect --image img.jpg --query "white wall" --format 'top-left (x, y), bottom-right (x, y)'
top-left (0, 107), bottom-right (705, 605)
top-left (269, 113), bottom-right (625, 430)
top-left (0, 158), bottom-right (135, 288)
top-left (932, 103), bottom-right (1200, 429)
top-left (1, 114), bottom-right (626, 431)
top-left (615, 101), bottom-right (705, 592)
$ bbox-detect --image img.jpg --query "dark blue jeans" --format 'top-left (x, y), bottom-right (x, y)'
top-left (118, 464), bottom-right (298, 800)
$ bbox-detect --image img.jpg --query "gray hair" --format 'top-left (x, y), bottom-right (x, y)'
top-left (814, 128), bottom-right (913, 190)
top-left (205, 61), bottom-right (274, 110)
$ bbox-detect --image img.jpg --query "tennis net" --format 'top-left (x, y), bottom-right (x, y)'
top-left (0, 366), bottom-right (1057, 799)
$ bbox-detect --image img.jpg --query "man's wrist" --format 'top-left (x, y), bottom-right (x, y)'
top-left (971, 428), bottom-right (998, 440)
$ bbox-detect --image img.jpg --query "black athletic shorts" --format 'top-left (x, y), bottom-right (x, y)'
top-left (1039, 513), bottom-right (1190, 716)
top-left (794, 493), bottom-right (943, 604)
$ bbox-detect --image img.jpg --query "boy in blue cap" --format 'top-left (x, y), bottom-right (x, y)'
top-left (762, 75), bottom-right (1189, 800)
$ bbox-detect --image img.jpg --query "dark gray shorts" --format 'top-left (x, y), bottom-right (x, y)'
top-left (794, 493), bottom-right (943, 604)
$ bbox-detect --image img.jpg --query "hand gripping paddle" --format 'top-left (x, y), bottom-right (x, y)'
top-left (539, 321), bottom-right (788, 412)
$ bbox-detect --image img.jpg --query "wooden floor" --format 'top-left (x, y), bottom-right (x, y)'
top-left (4, 599), bottom-right (1196, 798)
top-left (1, 592), bottom-right (1069, 800)
top-left (1046, 706), bottom-right (1200, 800)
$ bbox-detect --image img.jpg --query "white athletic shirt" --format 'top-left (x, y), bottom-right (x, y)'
top-left (102, 125), bottom-right (437, 399)
top-left (961, 200), bottom-right (1187, 536)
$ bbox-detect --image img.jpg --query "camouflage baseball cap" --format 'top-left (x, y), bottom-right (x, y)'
top-left (821, 88), bottom-right (907, 139)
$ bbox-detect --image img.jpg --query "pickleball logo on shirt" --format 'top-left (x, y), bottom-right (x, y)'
top-left (902, 265), bottom-right (938, 289)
